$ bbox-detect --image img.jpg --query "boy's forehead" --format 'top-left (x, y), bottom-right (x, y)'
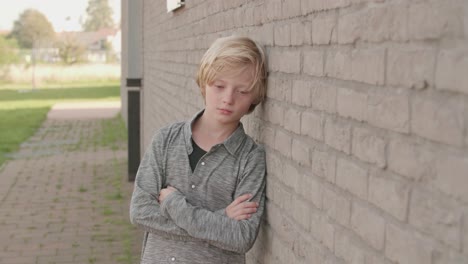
top-left (214, 65), bottom-right (254, 82)
top-left (213, 72), bottom-right (254, 86)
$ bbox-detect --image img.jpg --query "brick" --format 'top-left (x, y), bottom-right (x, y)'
top-left (303, 50), bottom-right (324, 77)
top-left (324, 49), bottom-right (352, 81)
top-left (281, 0), bottom-right (302, 19)
top-left (245, 7), bottom-right (256, 26)
top-left (292, 80), bottom-right (311, 107)
top-left (311, 82), bottom-right (337, 114)
top-left (369, 170), bottom-right (409, 221)
top-left (351, 202), bottom-right (385, 250)
top-left (337, 8), bottom-right (361, 44)
top-left (387, 138), bottom-right (435, 181)
top-left (367, 88), bottom-right (409, 133)
top-left (409, 188), bottom-right (462, 249)
top-left (435, 48), bottom-right (468, 95)
top-left (351, 48), bottom-right (385, 85)
top-left (434, 154), bottom-right (468, 203)
top-left (222, 0), bottom-right (249, 10)
top-left (385, 223), bottom-right (433, 264)
top-left (266, 152), bottom-right (284, 179)
top-left (2, 257), bottom-right (37, 264)
top-left (272, 237), bottom-right (300, 264)
top-left (275, 130), bottom-right (292, 158)
top-left (265, 177), bottom-right (277, 201)
top-left (291, 233), bottom-right (311, 260)
top-left (324, 117), bottom-right (351, 154)
top-left (300, 111), bottom-right (323, 141)
top-left (267, 77), bottom-right (292, 102)
top-left (297, 173), bottom-right (321, 209)
top-left (269, 49), bottom-right (301, 73)
top-left (337, 87), bottom-right (367, 122)
top-left (322, 187), bottom-right (351, 226)
top-left (365, 3), bottom-right (408, 42)
top-left (284, 108), bottom-right (301, 134)
top-left (273, 184), bottom-right (294, 213)
top-left (265, 102), bottom-right (284, 126)
top-left (465, 214), bottom-right (468, 255)
top-left (274, 24), bottom-right (291, 46)
top-left (309, 212), bottom-right (334, 251)
top-left (312, 12), bottom-right (337, 45)
top-left (336, 158), bottom-right (368, 200)
top-left (291, 21), bottom-right (311, 46)
top-left (292, 138), bottom-right (311, 166)
top-left (387, 48), bottom-right (436, 89)
top-left (411, 95), bottom-right (464, 146)
top-left (335, 230), bottom-right (386, 264)
top-left (466, 114), bottom-right (468, 148)
top-left (271, 227), bottom-right (294, 263)
top-left (309, 0), bottom-right (351, 12)
top-left (277, 78), bottom-right (292, 102)
top-left (302, 0), bottom-right (350, 14)
top-left (302, 239), bottom-right (327, 264)
top-left (433, 250), bottom-right (468, 264)
top-left (251, 23), bottom-right (274, 46)
top-left (264, 0), bottom-right (282, 22)
top-left (312, 149), bottom-right (336, 183)
top-left (408, 1), bottom-right (464, 40)
top-left (283, 162), bottom-right (301, 190)
top-left (292, 196), bottom-right (311, 230)
top-left (300, 0), bottom-right (314, 15)
top-left (260, 125), bottom-right (275, 147)
top-left (352, 127), bottom-right (386, 168)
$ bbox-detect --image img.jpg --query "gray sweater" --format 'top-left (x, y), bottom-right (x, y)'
top-left (130, 110), bottom-right (266, 264)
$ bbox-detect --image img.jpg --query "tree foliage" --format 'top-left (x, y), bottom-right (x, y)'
top-left (83, 0), bottom-right (114, 31)
top-left (9, 9), bottom-right (55, 49)
top-left (57, 33), bottom-right (86, 64)
top-left (0, 35), bottom-right (20, 65)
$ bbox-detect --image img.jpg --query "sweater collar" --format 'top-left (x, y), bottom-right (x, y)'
top-left (184, 109), bottom-right (246, 156)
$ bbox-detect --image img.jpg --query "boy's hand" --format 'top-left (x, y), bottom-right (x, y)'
top-left (159, 186), bottom-right (177, 203)
top-left (226, 194), bottom-right (259, 221)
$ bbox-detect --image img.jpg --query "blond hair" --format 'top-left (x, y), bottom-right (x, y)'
top-left (196, 36), bottom-right (267, 113)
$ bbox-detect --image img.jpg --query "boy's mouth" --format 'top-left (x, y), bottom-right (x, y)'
top-left (218, 108), bottom-right (233, 115)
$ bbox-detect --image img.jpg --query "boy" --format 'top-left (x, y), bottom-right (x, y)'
top-left (130, 36), bottom-right (268, 264)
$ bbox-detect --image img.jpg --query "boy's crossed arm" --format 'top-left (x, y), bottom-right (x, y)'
top-left (160, 188), bottom-right (258, 221)
top-left (158, 147), bottom-right (266, 254)
top-left (130, 130), bottom-right (267, 253)
top-left (129, 131), bottom-right (189, 237)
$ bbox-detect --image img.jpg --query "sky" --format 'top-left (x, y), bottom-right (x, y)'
top-left (0, 0), bottom-right (121, 32)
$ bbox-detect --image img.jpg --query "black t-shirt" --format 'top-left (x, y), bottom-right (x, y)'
top-left (189, 138), bottom-right (207, 172)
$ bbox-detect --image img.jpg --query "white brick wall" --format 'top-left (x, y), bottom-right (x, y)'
top-left (125, 0), bottom-right (468, 263)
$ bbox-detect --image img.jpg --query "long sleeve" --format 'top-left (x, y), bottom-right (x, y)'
top-left (129, 130), bottom-right (188, 237)
top-left (160, 146), bottom-right (266, 253)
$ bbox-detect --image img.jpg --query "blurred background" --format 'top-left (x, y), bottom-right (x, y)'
top-left (0, 0), bottom-right (122, 166)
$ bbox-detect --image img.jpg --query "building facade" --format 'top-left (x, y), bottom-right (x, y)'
top-left (121, 0), bottom-right (468, 263)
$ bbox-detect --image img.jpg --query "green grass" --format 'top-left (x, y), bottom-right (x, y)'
top-left (96, 114), bottom-right (127, 150)
top-left (0, 80), bottom-right (120, 167)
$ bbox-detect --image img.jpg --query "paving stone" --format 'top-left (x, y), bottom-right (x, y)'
top-left (0, 102), bottom-right (142, 263)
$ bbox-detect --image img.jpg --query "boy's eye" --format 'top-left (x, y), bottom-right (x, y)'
top-left (238, 90), bottom-right (250, 94)
top-left (215, 85), bottom-right (224, 89)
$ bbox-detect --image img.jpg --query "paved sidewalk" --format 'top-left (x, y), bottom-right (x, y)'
top-left (0, 102), bottom-right (143, 264)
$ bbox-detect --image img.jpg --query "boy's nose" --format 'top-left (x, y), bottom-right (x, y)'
top-left (222, 90), bottom-right (234, 104)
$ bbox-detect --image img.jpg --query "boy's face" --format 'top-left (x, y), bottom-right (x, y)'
top-left (204, 66), bottom-right (256, 126)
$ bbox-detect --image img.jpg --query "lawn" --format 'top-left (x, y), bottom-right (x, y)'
top-left (0, 80), bottom-right (121, 167)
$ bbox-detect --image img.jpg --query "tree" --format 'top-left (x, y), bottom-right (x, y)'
top-left (0, 36), bottom-right (19, 65)
top-left (57, 33), bottom-right (86, 64)
top-left (83, 0), bottom-right (114, 31)
top-left (9, 9), bottom-right (55, 49)
top-left (0, 36), bottom-right (20, 79)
